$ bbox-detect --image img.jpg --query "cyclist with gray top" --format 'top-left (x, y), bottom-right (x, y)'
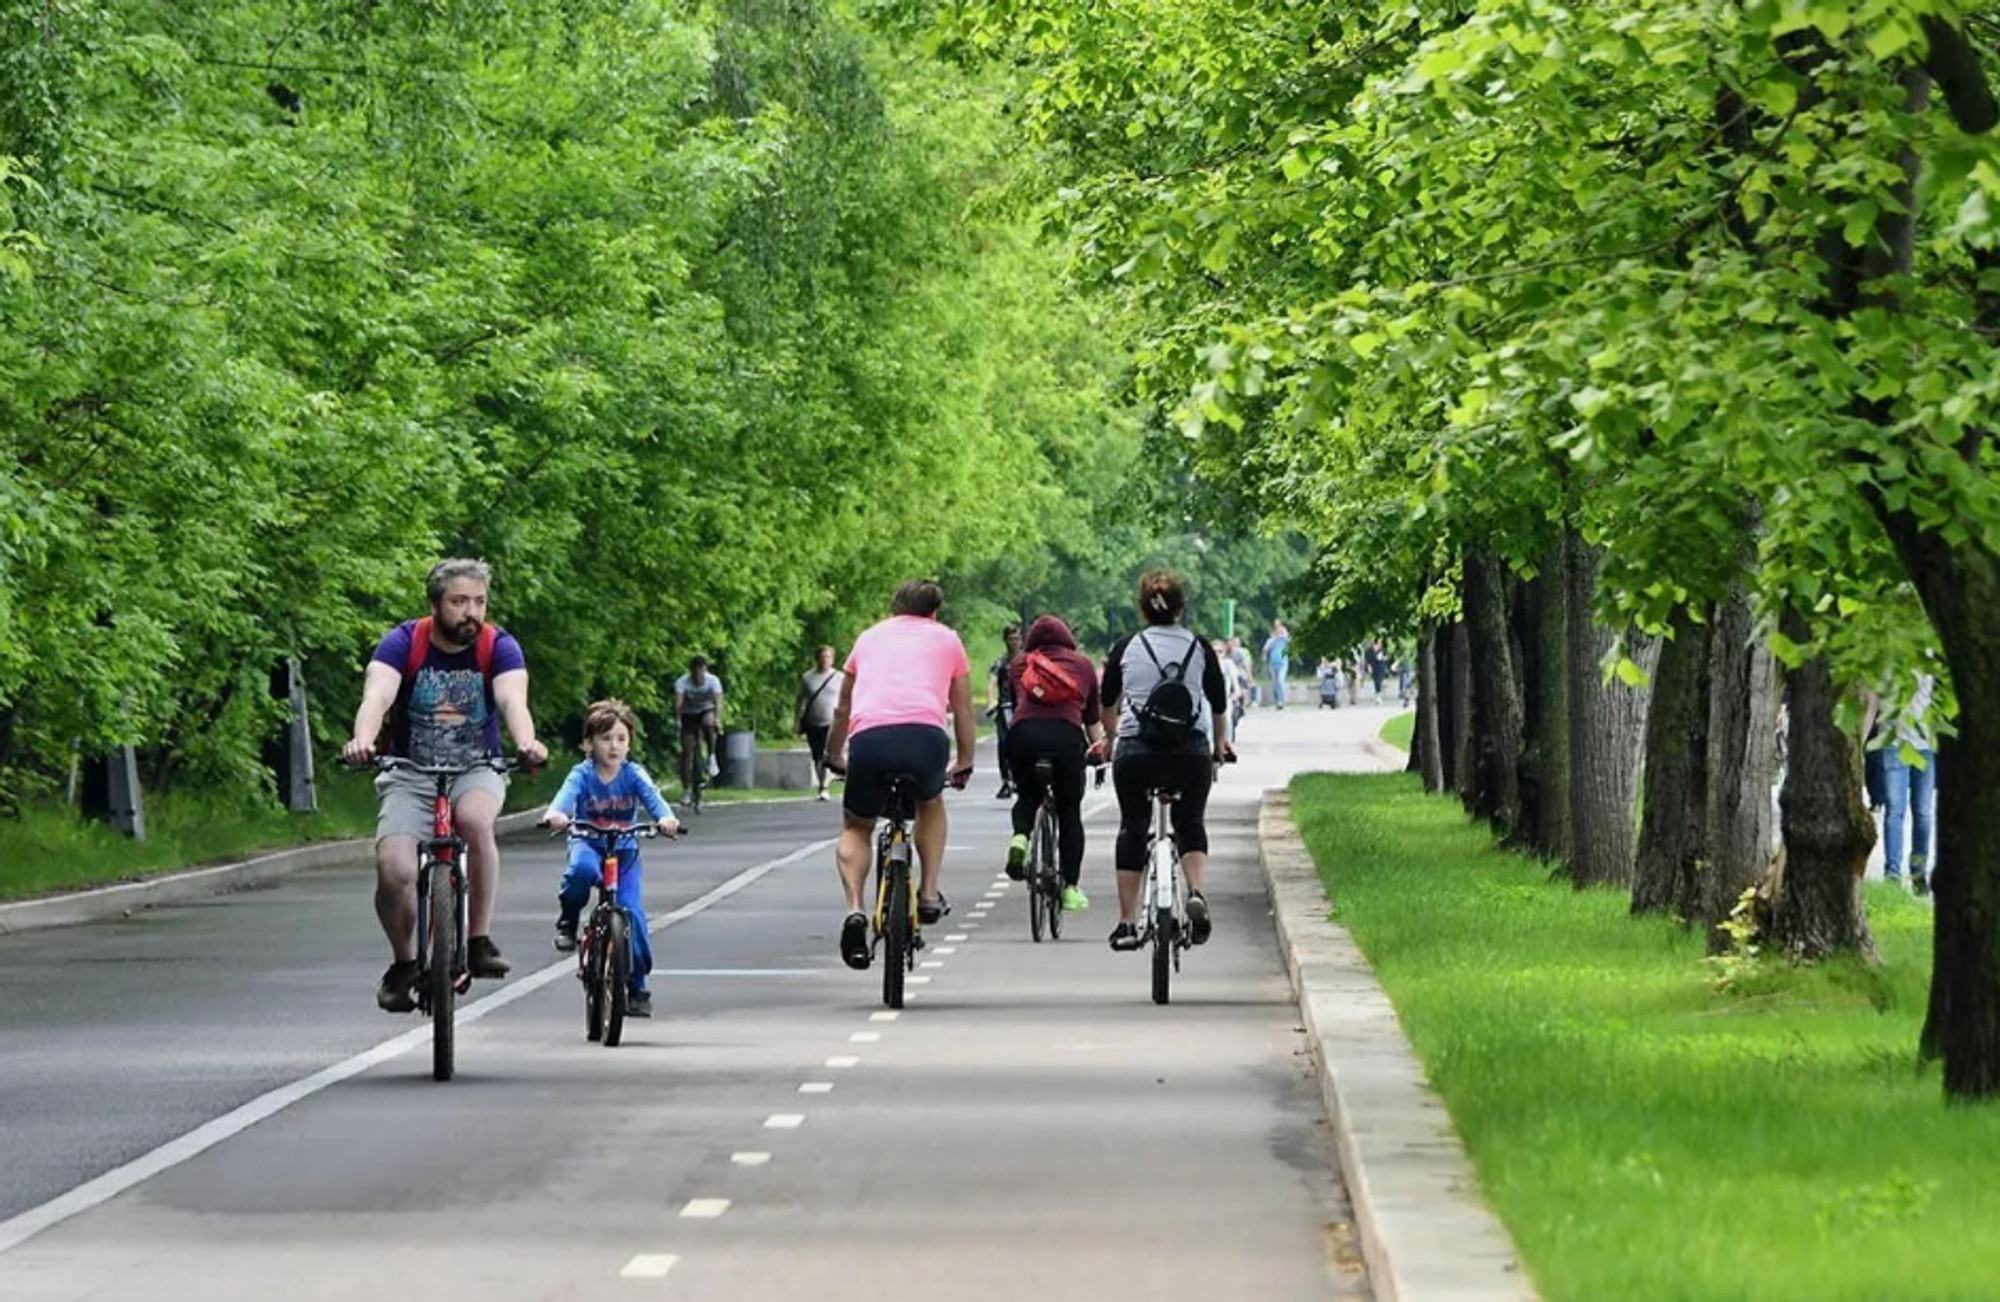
top-left (1095, 569), bottom-right (1233, 952)
top-left (674, 656), bottom-right (724, 791)
top-left (341, 559), bottom-right (549, 1012)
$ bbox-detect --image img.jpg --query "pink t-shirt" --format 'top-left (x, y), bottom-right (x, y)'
top-left (845, 616), bottom-right (971, 737)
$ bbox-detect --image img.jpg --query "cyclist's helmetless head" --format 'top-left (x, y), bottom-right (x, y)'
top-left (426, 558), bottom-right (490, 647)
top-left (890, 579), bottom-right (944, 618)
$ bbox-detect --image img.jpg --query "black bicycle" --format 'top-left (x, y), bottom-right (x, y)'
top-left (868, 766), bottom-right (972, 1007)
top-left (1024, 758), bottom-right (1106, 943)
top-left (553, 819), bottom-right (676, 1047)
top-left (679, 717), bottom-right (715, 813)
top-left (354, 754), bottom-right (524, 1080)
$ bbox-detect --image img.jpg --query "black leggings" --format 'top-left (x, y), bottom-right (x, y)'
top-left (1005, 719), bottom-right (1088, 885)
top-left (1112, 743), bottom-right (1212, 872)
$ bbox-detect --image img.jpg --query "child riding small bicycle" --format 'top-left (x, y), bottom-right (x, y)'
top-left (538, 700), bottom-right (680, 1017)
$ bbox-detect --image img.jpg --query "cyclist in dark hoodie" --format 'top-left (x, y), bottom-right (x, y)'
top-left (1002, 614), bottom-right (1106, 912)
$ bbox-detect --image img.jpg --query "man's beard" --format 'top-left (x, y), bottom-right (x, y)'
top-left (449, 617), bottom-right (482, 645)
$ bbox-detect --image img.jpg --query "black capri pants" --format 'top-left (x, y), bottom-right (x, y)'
top-left (1005, 718), bottom-right (1089, 886)
top-left (1111, 740), bottom-right (1213, 873)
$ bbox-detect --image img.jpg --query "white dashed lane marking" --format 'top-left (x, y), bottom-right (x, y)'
top-left (908, 976), bottom-right (932, 985)
top-left (934, 947), bottom-right (958, 955)
top-left (799, 1082), bottom-right (834, 1094)
top-left (920, 961), bottom-right (944, 969)
top-left (732, 1152), bottom-right (771, 1166)
top-left (765, 1114), bottom-right (805, 1129)
top-left (681, 1199), bottom-right (730, 1218)
top-left (826, 1056), bottom-right (860, 1068)
top-left (944, 934), bottom-right (968, 942)
top-left (621, 1255), bottom-right (679, 1279)
top-left (851, 1031), bottom-right (882, 1042)
top-left (870, 1011), bottom-right (899, 1022)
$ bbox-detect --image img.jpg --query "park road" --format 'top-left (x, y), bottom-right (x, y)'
top-left (0, 699), bottom-right (1400, 1301)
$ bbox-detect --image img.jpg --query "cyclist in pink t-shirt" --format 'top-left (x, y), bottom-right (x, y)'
top-left (823, 579), bottom-right (977, 970)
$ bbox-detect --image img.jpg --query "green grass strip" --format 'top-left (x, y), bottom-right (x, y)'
top-left (1379, 710), bottom-right (1414, 751)
top-left (1290, 771), bottom-right (1999, 1302)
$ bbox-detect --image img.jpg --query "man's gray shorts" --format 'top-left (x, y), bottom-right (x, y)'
top-left (375, 768), bottom-right (509, 842)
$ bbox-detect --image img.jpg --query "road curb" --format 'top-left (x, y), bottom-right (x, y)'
top-left (1258, 789), bottom-right (1539, 1302)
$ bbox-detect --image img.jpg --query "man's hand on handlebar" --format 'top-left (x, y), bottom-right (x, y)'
top-left (517, 738), bottom-right (549, 768)
top-left (946, 765), bottom-right (974, 792)
top-left (341, 737), bottom-right (375, 766)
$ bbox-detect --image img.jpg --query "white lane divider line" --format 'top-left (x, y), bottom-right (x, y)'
top-left (908, 976), bottom-right (932, 985)
top-left (798, 1082), bottom-right (833, 1094)
top-left (0, 835), bottom-right (840, 1258)
top-left (869, 1011), bottom-right (899, 1022)
top-left (765, 1114), bottom-right (805, 1129)
top-left (732, 1152), bottom-right (772, 1166)
top-left (934, 947), bottom-right (958, 955)
top-left (963, 922), bottom-right (981, 930)
top-left (621, 1255), bottom-right (680, 1279)
top-left (944, 934), bottom-right (968, 942)
top-left (920, 961), bottom-right (944, 969)
top-left (825, 1056), bottom-right (860, 1069)
top-left (851, 1031), bottom-right (882, 1043)
top-left (982, 889), bottom-right (1006, 899)
top-left (681, 1199), bottom-right (731, 1219)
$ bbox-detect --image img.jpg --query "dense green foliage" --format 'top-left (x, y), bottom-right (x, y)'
top-left (0, 0), bottom-right (1304, 812)
top-left (1293, 773), bottom-right (1998, 1302)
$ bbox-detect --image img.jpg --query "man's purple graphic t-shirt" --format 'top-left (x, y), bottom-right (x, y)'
top-left (371, 620), bottom-right (526, 766)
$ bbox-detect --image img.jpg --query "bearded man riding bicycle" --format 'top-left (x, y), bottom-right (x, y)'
top-left (341, 558), bottom-right (548, 1012)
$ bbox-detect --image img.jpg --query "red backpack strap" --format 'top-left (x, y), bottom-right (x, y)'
top-left (474, 624), bottom-right (498, 681)
top-left (404, 617), bottom-right (434, 682)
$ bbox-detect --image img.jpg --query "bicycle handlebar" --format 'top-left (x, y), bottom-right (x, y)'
top-left (546, 819), bottom-right (682, 839)
top-left (345, 755), bottom-right (528, 777)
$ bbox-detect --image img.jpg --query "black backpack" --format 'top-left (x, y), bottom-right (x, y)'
top-left (1132, 630), bottom-right (1203, 744)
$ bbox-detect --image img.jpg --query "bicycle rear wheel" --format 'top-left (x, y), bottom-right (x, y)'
top-left (1027, 822), bottom-right (1047, 944)
top-left (1151, 906), bottom-right (1174, 1005)
top-left (604, 911), bottom-right (631, 1047)
top-left (1041, 808), bottom-right (1064, 941)
top-left (881, 858), bottom-right (909, 1010)
top-left (428, 865), bottom-right (458, 1079)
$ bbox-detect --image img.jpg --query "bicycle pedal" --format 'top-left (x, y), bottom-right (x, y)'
top-left (453, 972), bottom-right (472, 994)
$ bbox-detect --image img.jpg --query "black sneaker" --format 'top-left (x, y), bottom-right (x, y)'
top-left (1914, 873), bottom-right (1932, 898)
top-left (553, 920), bottom-right (578, 953)
top-left (375, 959), bottom-right (420, 1013)
top-left (627, 990), bottom-right (653, 1018)
top-left (467, 935), bottom-right (511, 979)
top-left (918, 893), bottom-right (950, 925)
top-left (840, 911), bottom-right (871, 970)
top-left (1108, 922), bottom-right (1141, 952)
top-left (1187, 891), bottom-right (1212, 945)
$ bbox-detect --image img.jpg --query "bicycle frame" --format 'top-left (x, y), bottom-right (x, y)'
top-left (1140, 792), bottom-right (1189, 949)
top-left (414, 779), bottom-right (469, 1009)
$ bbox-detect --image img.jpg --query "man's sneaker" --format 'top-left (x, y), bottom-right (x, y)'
top-left (467, 935), bottom-right (511, 979)
top-left (1005, 834), bottom-right (1029, 881)
top-left (840, 911), bottom-right (872, 970)
top-left (1187, 891), bottom-right (1212, 945)
top-left (552, 920), bottom-right (578, 953)
top-left (918, 893), bottom-right (950, 925)
top-left (1062, 885), bottom-right (1090, 912)
top-left (375, 960), bottom-right (420, 1013)
top-left (628, 990), bottom-right (653, 1018)
top-left (1914, 873), bottom-right (1932, 898)
top-left (1108, 922), bottom-right (1141, 951)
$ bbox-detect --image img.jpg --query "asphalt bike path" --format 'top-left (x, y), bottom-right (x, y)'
top-left (0, 703), bottom-right (1398, 1300)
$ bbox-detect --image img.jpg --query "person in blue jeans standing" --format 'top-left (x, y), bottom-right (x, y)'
top-left (540, 699), bottom-right (680, 1015)
top-left (1864, 670), bottom-right (1938, 896)
top-left (1262, 618), bottom-right (1292, 709)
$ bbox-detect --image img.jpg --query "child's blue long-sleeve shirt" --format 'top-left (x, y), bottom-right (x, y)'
top-left (549, 760), bottom-right (675, 828)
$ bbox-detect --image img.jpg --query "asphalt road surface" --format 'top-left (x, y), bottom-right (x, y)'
top-left (0, 704), bottom-right (1392, 1300)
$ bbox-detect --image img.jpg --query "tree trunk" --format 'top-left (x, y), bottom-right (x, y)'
top-left (1525, 542), bottom-right (1571, 862)
top-left (1768, 609), bottom-right (1876, 961)
top-left (1633, 604), bottom-right (1712, 918)
top-left (1887, 526), bottom-right (2000, 1097)
top-left (1464, 552), bottom-right (1524, 836)
top-left (1701, 586), bottom-right (1783, 948)
top-left (1450, 617), bottom-right (1476, 816)
top-left (1417, 616), bottom-right (1444, 793)
top-left (1564, 533), bottom-right (1654, 888)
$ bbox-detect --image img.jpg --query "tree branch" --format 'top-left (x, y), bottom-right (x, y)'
top-left (1921, 17), bottom-right (1998, 134)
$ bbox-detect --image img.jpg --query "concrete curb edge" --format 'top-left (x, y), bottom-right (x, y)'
top-left (1259, 788), bottom-right (1539, 1302)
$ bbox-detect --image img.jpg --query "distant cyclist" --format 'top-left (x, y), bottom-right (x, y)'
top-left (1002, 614), bottom-right (1105, 912)
top-left (1098, 570), bottom-right (1232, 952)
top-left (674, 656), bottom-right (724, 792)
top-left (824, 579), bottom-right (977, 970)
top-left (341, 558), bottom-right (548, 1013)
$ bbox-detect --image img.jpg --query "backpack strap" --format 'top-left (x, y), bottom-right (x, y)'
top-left (404, 616), bottom-right (434, 683)
top-left (474, 623), bottom-right (497, 679)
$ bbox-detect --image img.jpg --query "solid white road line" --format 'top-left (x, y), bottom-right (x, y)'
top-left (0, 835), bottom-right (838, 1257)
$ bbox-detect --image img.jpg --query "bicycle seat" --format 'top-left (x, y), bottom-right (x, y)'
top-left (1147, 786), bottom-right (1182, 804)
top-left (1033, 758), bottom-right (1056, 779)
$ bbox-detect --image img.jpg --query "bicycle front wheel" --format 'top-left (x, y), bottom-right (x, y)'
top-left (429, 866), bottom-right (458, 1079)
top-left (604, 911), bottom-right (631, 1047)
top-left (882, 861), bottom-right (909, 1010)
top-left (1027, 824), bottom-right (1046, 944)
top-left (583, 916), bottom-right (606, 1042)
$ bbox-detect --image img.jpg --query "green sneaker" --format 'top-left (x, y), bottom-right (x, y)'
top-left (1062, 885), bottom-right (1090, 912)
top-left (1005, 833), bottom-right (1029, 881)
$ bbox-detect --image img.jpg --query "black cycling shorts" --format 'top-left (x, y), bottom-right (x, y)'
top-left (843, 724), bottom-right (949, 819)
